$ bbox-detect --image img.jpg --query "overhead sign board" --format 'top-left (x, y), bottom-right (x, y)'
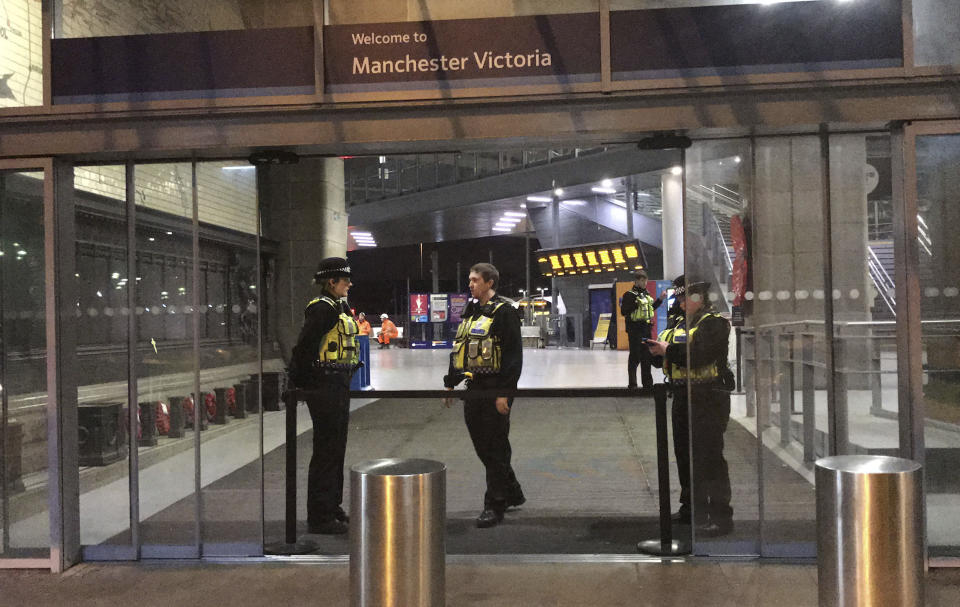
top-left (536, 240), bottom-right (644, 278)
top-left (323, 13), bottom-right (601, 93)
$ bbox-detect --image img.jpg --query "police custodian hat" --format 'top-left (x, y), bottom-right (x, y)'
top-left (314, 256), bottom-right (352, 283)
top-left (672, 274), bottom-right (709, 299)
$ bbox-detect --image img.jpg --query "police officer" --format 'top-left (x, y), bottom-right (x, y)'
top-left (289, 257), bottom-right (360, 535)
top-left (620, 269), bottom-right (664, 389)
top-left (647, 276), bottom-right (734, 537)
top-left (444, 263), bottom-right (525, 528)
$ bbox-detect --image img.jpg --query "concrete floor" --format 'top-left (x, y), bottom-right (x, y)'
top-left (4, 347), bottom-right (960, 558)
top-left (3, 561), bottom-right (960, 607)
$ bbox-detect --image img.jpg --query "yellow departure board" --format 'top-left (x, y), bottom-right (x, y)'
top-left (537, 240), bottom-right (644, 277)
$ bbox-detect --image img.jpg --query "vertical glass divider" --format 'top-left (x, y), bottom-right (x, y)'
top-left (191, 160), bottom-right (202, 554)
top-left (125, 162), bottom-right (140, 555)
top-left (893, 124), bottom-right (926, 463)
top-left (256, 166), bottom-right (265, 553)
top-left (49, 158), bottom-right (79, 571)
top-left (819, 125), bottom-right (844, 456)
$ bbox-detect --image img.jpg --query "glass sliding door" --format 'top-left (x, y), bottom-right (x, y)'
top-left (73, 164), bottom-right (134, 559)
top-left (907, 127), bottom-right (960, 559)
top-left (0, 163), bottom-right (51, 567)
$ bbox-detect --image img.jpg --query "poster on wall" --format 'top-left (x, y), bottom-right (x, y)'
top-left (410, 293), bottom-right (429, 323)
top-left (448, 294), bottom-right (470, 324)
top-left (430, 293), bottom-right (448, 322)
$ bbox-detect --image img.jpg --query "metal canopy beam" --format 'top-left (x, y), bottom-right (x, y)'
top-left (2, 79), bottom-right (960, 161)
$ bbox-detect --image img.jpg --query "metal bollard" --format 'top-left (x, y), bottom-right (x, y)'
top-left (351, 458), bottom-right (446, 607)
top-left (816, 455), bottom-right (923, 607)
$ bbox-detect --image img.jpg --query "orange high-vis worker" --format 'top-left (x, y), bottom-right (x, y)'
top-left (357, 312), bottom-right (372, 336)
top-left (377, 313), bottom-right (398, 347)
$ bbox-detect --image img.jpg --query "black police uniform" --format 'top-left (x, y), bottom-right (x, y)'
top-left (656, 307), bottom-right (733, 534)
top-left (620, 285), bottom-right (663, 388)
top-left (289, 292), bottom-right (354, 531)
top-left (444, 295), bottom-right (525, 519)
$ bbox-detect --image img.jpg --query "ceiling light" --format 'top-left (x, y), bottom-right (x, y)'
top-left (554, 188), bottom-right (564, 196)
top-left (734, 156), bottom-right (742, 164)
top-left (222, 165), bottom-right (255, 171)
top-left (562, 199), bottom-right (587, 206)
top-left (495, 223), bottom-right (514, 229)
top-left (504, 211), bottom-right (526, 217)
top-left (591, 187), bottom-right (617, 194)
top-left (352, 231), bottom-right (372, 236)
top-left (492, 227), bottom-right (512, 232)
top-left (499, 217), bottom-right (522, 223)
top-left (526, 195), bottom-right (551, 203)
top-left (670, 166), bottom-right (683, 176)
top-left (601, 179), bottom-right (613, 188)
top-left (520, 203), bottom-right (527, 208)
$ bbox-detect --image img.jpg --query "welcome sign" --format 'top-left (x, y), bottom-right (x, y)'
top-left (323, 13), bottom-right (601, 93)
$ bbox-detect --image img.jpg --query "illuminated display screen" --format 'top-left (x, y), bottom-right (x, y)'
top-left (536, 240), bottom-right (645, 277)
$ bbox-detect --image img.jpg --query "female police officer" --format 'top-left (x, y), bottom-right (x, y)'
top-left (289, 257), bottom-right (359, 534)
top-left (646, 276), bottom-right (734, 537)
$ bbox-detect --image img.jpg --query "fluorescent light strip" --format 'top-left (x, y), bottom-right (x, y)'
top-left (503, 211), bottom-right (526, 217)
top-left (492, 227), bottom-right (512, 232)
top-left (526, 196), bottom-right (551, 203)
top-left (499, 217), bottom-right (522, 223)
top-left (591, 187), bottom-right (617, 194)
top-left (222, 165), bottom-right (255, 171)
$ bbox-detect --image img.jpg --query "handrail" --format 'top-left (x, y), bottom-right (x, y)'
top-left (867, 245), bottom-right (896, 316)
top-left (712, 215), bottom-right (734, 272)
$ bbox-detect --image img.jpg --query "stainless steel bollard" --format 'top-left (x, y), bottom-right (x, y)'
top-left (816, 455), bottom-right (923, 607)
top-left (350, 458), bottom-right (446, 607)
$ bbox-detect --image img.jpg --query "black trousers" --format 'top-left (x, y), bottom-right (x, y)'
top-left (671, 384), bottom-right (733, 524)
top-left (305, 382), bottom-right (350, 525)
top-left (463, 390), bottom-right (523, 512)
top-left (627, 329), bottom-right (654, 388)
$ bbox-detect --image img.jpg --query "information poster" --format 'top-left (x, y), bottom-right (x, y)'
top-left (448, 294), bottom-right (469, 324)
top-left (430, 293), bottom-right (448, 322)
top-left (410, 293), bottom-right (429, 323)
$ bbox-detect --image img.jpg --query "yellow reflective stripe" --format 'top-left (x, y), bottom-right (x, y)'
top-left (667, 313), bottom-right (722, 381)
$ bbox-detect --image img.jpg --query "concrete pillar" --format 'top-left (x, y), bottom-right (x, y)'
top-left (258, 158), bottom-right (347, 361)
top-left (661, 172), bottom-right (684, 281)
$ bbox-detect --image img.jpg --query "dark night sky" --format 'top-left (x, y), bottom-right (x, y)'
top-left (345, 234), bottom-right (548, 319)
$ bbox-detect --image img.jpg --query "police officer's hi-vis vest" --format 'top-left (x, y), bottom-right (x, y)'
top-left (452, 301), bottom-right (506, 375)
top-left (310, 296), bottom-right (359, 370)
top-left (628, 288), bottom-right (655, 323)
top-left (658, 312), bottom-right (723, 383)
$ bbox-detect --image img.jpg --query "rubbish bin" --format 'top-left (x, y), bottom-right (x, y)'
top-left (816, 455), bottom-right (923, 607)
top-left (350, 458), bottom-right (445, 607)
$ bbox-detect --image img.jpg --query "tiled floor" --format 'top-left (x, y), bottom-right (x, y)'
top-left (3, 561), bottom-right (960, 607)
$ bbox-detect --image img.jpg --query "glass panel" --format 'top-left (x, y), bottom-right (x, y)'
top-left (829, 134), bottom-right (900, 457)
top-left (915, 134), bottom-right (960, 557)
top-left (684, 140), bottom-right (759, 555)
top-left (611, 0), bottom-right (903, 81)
top-left (0, 0), bottom-right (44, 107)
top-left (0, 170), bottom-right (49, 559)
top-left (328, 0), bottom-right (597, 23)
top-left (913, 0), bottom-right (960, 67)
top-left (59, 0), bottom-right (314, 37)
top-left (72, 165), bottom-right (132, 550)
top-left (132, 162), bottom-right (198, 552)
top-left (196, 161), bottom-right (261, 555)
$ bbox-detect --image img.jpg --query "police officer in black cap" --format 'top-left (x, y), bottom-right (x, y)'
top-left (647, 275), bottom-right (734, 537)
top-left (289, 256), bottom-right (360, 535)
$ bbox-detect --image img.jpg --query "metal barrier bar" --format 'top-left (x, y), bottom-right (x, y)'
top-left (637, 384), bottom-right (688, 556)
top-left (802, 334), bottom-right (816, 463)
top-left (779, 331), bottom-right (794, 446)
top-left (264, 391), bottom-right (315, 555)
